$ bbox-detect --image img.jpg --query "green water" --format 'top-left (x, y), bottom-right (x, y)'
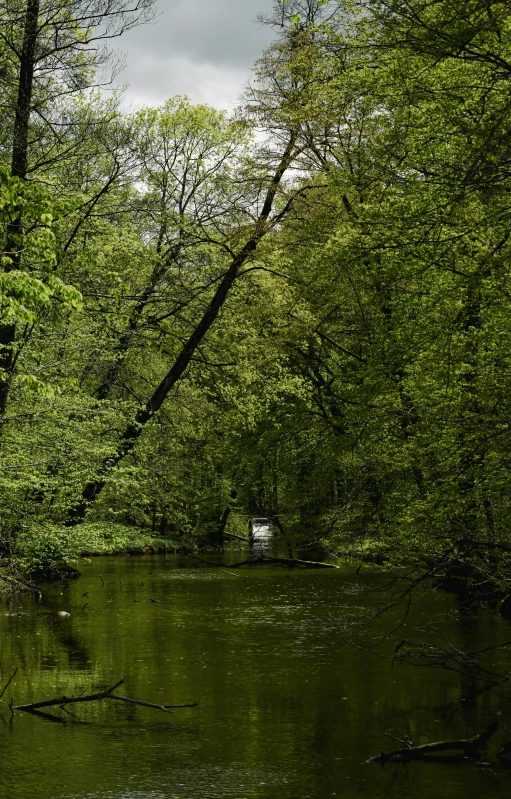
top-left (1, 553), bottom-right (511, 799)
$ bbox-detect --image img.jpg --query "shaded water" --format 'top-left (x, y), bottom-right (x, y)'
top-left (1, 553), bottom-right (511, 799)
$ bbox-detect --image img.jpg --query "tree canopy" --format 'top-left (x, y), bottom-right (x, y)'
top-left (2, 0), bottom-right (511, 583)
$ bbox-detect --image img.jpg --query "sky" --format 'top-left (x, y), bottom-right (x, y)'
top-left (116, 0), bottom-right (277, 112)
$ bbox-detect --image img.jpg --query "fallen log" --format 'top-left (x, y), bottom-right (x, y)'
top-left (184, 552), bottom-right (338, 570)
top-left (368, 712), bottom-right (502, 763)
top-left (12, 679), bottom-right (197, 718)
top-left (256, 554), bottom-right (338, 569)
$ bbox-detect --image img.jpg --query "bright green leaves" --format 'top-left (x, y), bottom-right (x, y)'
top-left (0, 169), bottom-right (82, 327)
top-left (6, 0), bottom-right (511, 569)
top-left (133, 96), bottom-right (253, 247)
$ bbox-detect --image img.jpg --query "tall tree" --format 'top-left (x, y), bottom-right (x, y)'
top-left (68, 129), bottom-right (303, 521)
top-left (0, 0), bottom-right (155, 414)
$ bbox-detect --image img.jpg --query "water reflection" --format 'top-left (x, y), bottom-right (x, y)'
top-left (0, 554), bottom-right (510, 799)
top-left (252, 518), bottom-right (273, 549)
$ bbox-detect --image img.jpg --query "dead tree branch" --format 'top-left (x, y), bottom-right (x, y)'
top-left (255, 554), bottom-right (338, 569)
top-left (13, 679), bottom-right (197, 718)
top-left (223, 532), bottom-right (251, 542)
top-left (368, 712), bottom-right (502, 763)
top-left (107, 695), bottom-right (198, 711)
top-left (13, 678), bottom-right (126, 712)
top-left (184, 552), bottom-right (338, 569)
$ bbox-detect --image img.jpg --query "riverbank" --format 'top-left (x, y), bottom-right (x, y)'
top-left (0, 522), bottom-right (412, 597)
top-left (0, 524), bottom-right (180, 595)
top-left (66, 523), bottom-right (178, 558)
top-left (1, 523), bottom-right (343, 595)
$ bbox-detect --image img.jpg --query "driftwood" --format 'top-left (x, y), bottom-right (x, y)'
top-left (13, 678), bottom-right (126, 712)
top-left (12, 679), bottom-right (197, 718)
top-left (185, 552), bottom-right (337, 570)
top-left (105, 694), bottom-right (197, 711)
top-left (368, 712), bottom-right (502, 763)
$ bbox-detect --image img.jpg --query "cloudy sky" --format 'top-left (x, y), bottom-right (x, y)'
top-left (116, 0), bottom-right (277, 112)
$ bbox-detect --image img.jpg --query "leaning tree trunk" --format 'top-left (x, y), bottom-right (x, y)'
top-left (66, 133), bottom-right (299, 523)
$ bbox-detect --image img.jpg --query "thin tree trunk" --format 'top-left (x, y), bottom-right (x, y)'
top-left (10, 1), bottom-right (39, 182)
top-left (0, 0), bottom-right (40, 415)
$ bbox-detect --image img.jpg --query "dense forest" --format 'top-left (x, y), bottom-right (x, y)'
top-left (1, 0), bottom-right (511, 588)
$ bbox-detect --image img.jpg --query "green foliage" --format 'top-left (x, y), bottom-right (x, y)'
top-left (8, 520), bottom-right (173, 575)
top-left (0, 170), bottom-right (82, 328)
top-left (4, 0), bottom-right (511, 579)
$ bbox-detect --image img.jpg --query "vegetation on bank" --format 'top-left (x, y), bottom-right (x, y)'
top-left (1, 1), bottom-right (511, 598)
top-left (18, 522), bottom-right (175, 561)
top-left (0, 524), bottom-right (176, 594)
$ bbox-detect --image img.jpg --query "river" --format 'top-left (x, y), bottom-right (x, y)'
top-left (1, 553), bottom-right (511, 798)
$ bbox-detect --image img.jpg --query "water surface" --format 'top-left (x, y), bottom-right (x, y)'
top-left (1, 553), bottom-right (511, 798)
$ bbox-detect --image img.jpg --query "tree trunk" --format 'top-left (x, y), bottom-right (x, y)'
top-left (210, 506), bottom-right (230, 549)
top-left (66, 133), bottom-right (298, 523)
top-left (0, 0), bottom-right (40, 416)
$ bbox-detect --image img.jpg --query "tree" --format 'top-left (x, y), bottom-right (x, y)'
top-left (0, 0), bottom-right (155, 414)
top-left (218, 0), bottom-right (511, 564)
top-left (92, 98), bottom-right (254, 402)
top-left (67, 129), bottom-right (302, 521)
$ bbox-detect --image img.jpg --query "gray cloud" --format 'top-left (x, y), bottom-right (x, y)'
top-left (116, 0), bottom-right (276, 110)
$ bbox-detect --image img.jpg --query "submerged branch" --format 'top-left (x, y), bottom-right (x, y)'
top-left (106, 694), bottom-right (198, 712)
top-left (368, 712), bottom-right (502, 763)
top-left (13, 678), bottom-right (126, 712)
top-left (184, 552), bottom-right (338, 569)
top-left (13, 679), bottom-right (197, 718)
top-left (254, 554), bottom-right (338, 569)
